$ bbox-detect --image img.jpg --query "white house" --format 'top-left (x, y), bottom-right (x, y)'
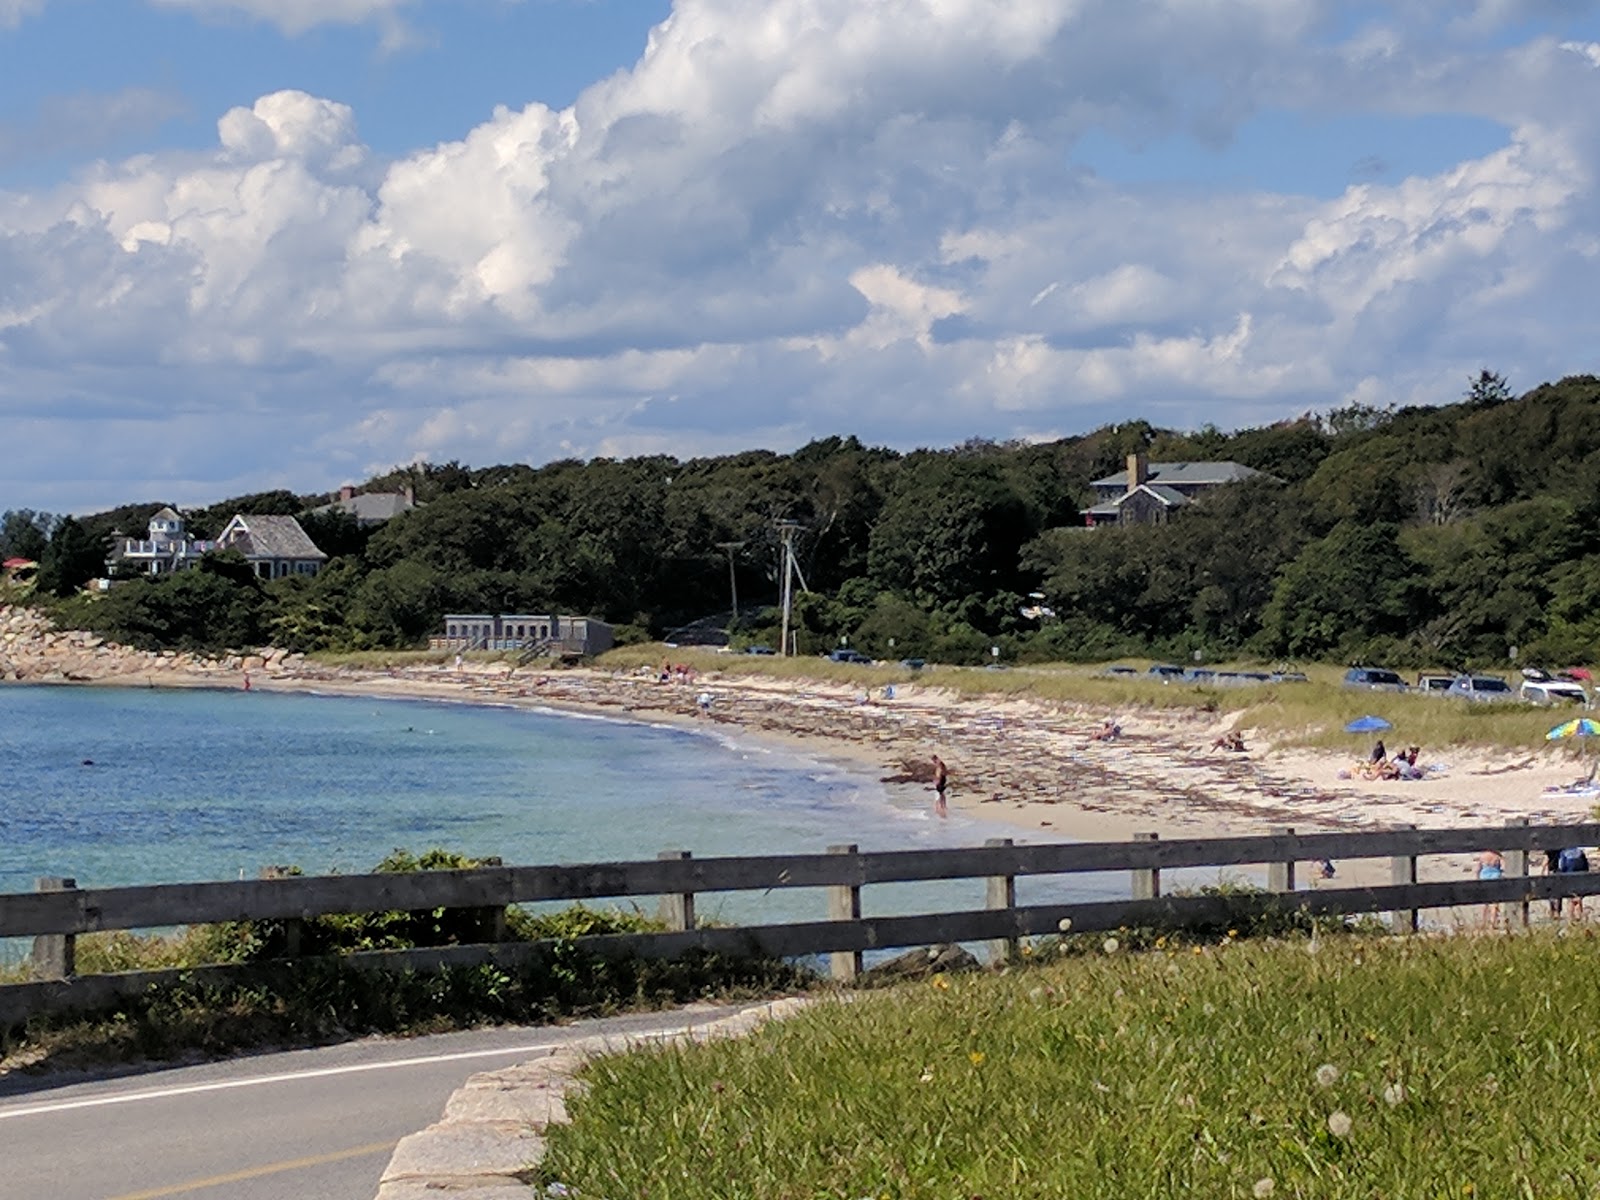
top-left (109, 509), bottom-right (327, 579)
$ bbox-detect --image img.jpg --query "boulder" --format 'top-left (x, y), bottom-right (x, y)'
top-left (862, 942), bottom-right (982, 982)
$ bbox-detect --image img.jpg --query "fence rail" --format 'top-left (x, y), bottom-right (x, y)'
top-left (5, 820), bottom-right (1598, 1030)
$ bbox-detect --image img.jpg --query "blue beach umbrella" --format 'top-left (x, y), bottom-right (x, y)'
top-left (1344, 715), bottom-right (1393, 734)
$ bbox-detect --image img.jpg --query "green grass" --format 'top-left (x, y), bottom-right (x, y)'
top-left (539, 930), bottom-right (1600, 1199)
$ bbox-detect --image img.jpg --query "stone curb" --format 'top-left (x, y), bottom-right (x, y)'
top-left (373, 997), bottom-right (813, 1198)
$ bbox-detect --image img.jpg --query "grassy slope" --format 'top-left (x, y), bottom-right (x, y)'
top-left (540, 930), bottom-right (1600, 1199)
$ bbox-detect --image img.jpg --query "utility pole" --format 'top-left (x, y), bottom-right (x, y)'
top-left (715, 541), bottom-right (744, 631)
top-left (776, 521), bottom-right (803, 657)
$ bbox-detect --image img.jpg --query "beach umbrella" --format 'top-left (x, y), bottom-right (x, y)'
top-left (1546, 717), bottom-right (1600, 741)
top-left (1547, 717), bottom-right (1600, 785)
top-left (1344, 715), bottom-right (1393, 734)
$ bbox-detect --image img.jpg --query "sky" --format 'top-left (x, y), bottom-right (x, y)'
top-left (3, 0), bottom-right (1600, 514)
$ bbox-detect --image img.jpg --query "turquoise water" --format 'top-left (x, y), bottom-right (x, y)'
top-left (0, 686), bottom-right (1116, 943)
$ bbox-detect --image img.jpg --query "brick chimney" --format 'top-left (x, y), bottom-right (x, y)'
top-left (1126, 452), bottom-right (1149, 489)
top-left (339, 485), bottom-right (356, 502)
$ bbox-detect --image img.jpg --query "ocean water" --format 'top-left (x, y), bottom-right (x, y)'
top-left (0, 685), bottom-right (1122, 944)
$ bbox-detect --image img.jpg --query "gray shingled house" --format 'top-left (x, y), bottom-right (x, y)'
top-left (215, 514), bottom-right (329, 579)
top-left (311, 484), bottom-right (416, 527)
top-left (1085, 453), bottom-right (1265, 527)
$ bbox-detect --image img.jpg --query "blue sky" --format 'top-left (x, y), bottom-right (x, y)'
top-left (3, 0), bottom-right (1600, 512)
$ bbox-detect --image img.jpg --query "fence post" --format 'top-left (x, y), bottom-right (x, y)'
top-left (31, 877), bottom-right (76, 981)
top-left (1389, 823), bottom-right (1418, 934)
top-left (657, 850), bottom-right (696, 933)
top-left (984, 837), bottom-right (1017, 965)
top-left (1503, 817), bottom-right (1530, 930)
top-left (1267, 827), bottom-right (1296, 895)
top-left (259, 866), bottom-right (304, 957)
top-left (1132, 832), bottom-right (1160, 901)
top-left (827, 843), bottom-right (862, 983)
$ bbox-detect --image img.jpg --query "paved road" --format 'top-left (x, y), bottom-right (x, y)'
top-left (0, 1005), bottom-right (747, 1200)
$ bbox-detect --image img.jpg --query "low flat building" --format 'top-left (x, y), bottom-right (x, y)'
top-left (435, 613), bottom-right (614, 656)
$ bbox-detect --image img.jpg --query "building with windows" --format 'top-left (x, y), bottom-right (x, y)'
top-left (108, 509), bottom-right (326, 579)
top-left (436, 614), bottom-right (614, 657)
top-left (1084, 454), bottom-right (1265, 526)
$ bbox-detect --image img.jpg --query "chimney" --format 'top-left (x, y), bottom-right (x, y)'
top-left (1126, 452), bottom-right (1149, 489)
top-left (339, 485), bottom-right (356, 502)
top-left (402, 484), bottom-right (415, 507)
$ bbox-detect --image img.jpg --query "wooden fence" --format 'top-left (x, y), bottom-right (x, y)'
top-left (6, 820), bottom-right (1600, 1030)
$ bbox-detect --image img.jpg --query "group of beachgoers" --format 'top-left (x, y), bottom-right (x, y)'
top-left (1476, 845), bottom-right (1592, 926)
top-left (1351, 739), bottom-right (1425, 781)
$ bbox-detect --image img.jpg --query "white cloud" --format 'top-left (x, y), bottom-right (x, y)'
top-left (149, 0), bottom-right (417, 37)
top-left (5, 0), bottom-right (1600, 509)
top-left (0, 0), bottom-right (43, 28)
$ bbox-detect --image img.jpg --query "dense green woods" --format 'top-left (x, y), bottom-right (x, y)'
top-left (8, 372), bottom-right (1600, 667)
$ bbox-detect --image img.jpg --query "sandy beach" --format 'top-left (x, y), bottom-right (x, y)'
top-left (230, 656), bottom-right (1599, 894)
top-left (5, 599), bottom-right (1594, 895)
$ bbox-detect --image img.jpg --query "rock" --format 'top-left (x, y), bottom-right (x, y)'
top-left (862, 942), bottom-right (982, 982)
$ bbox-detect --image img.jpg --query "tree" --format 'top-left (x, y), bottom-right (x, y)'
top-left (36, 517), bottom-right (106, 596)
top-left (0, 509), bottom-right (55, 562)
top-left (866, 456), bottom-right (1032, 613)
top-left (1465, 369), bottom-right (1513, 409)
top-left (1260, 522), bottom-right (1423, 658)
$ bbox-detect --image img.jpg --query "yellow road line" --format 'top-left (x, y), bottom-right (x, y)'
top-left (104, 1140), bottom-right (394, 1200)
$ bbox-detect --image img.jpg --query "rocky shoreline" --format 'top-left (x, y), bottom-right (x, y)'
top-left (0, 604), bottom-right (306, 685)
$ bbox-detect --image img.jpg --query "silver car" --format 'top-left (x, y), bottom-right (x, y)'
top-left (1444, 674), bottom-right (1516, 702)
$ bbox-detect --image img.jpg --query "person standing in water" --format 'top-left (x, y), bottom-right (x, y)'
top-left (931, 755), bottom-right (949, 818)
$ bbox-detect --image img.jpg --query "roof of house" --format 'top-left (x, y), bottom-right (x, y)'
top-left (311, 491), bottom-right (414, 523)
top-left (151, 506), bottom-right (183, 521)
top-left (2, 557), bottom-right (37, 570)
top-left (1085, 484), bottom-right (1190, 518)
top-left (1090, 461), bottom-right (1261, 489)
top-left (224, 515), bottom-right (328, 561)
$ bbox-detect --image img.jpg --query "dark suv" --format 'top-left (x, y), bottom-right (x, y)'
top-left (827, 648), bottom-right (871, 664)
top-left (1342, 667), bottom-right (1407, 692)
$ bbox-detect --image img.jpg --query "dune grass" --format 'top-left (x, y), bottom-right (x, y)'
top-left (601, 644), bottom-right (1590, 759)
top-left (538, 929), bottom-right (1600, 1199)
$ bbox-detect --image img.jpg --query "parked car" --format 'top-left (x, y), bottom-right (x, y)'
top-left (744, 644), bottom-right (775, 655)
top-left (1342, 667), bottom-right (1407, 692)
top-left (1272, 672), bottom-right (1309, 683)
top-left (899, 658), bottom-right (927, 671)
top-left (1103, 665), bottom-right (1137, 676)
top-left (1148, 664), bottom-right (1185, 680)
top-left (827, 648), bottom-right (871, 664)
top-left (1415, 673), bottom-right (1454, 695)
top-left (1519, 677), bottom-right (1590, 706)
top-left (1445, 674), bottom-right (1516, 702)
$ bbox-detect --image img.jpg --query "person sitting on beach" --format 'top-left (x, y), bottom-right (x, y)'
top-left (1370, 739), bottom-right (1387, 764)
top-left (1392, 750), bottom-right (1423, 781)
top-left (1090, 719), bottom-right (1122, 743)
top-left (1210, 730), bottom-right (1246, 753)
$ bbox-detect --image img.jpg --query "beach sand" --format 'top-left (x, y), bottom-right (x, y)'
top-left (236, 658), bottom-right (1600, 898)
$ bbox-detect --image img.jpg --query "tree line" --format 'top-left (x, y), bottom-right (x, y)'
top-left (7, 371), bottom-right (1600, 669)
